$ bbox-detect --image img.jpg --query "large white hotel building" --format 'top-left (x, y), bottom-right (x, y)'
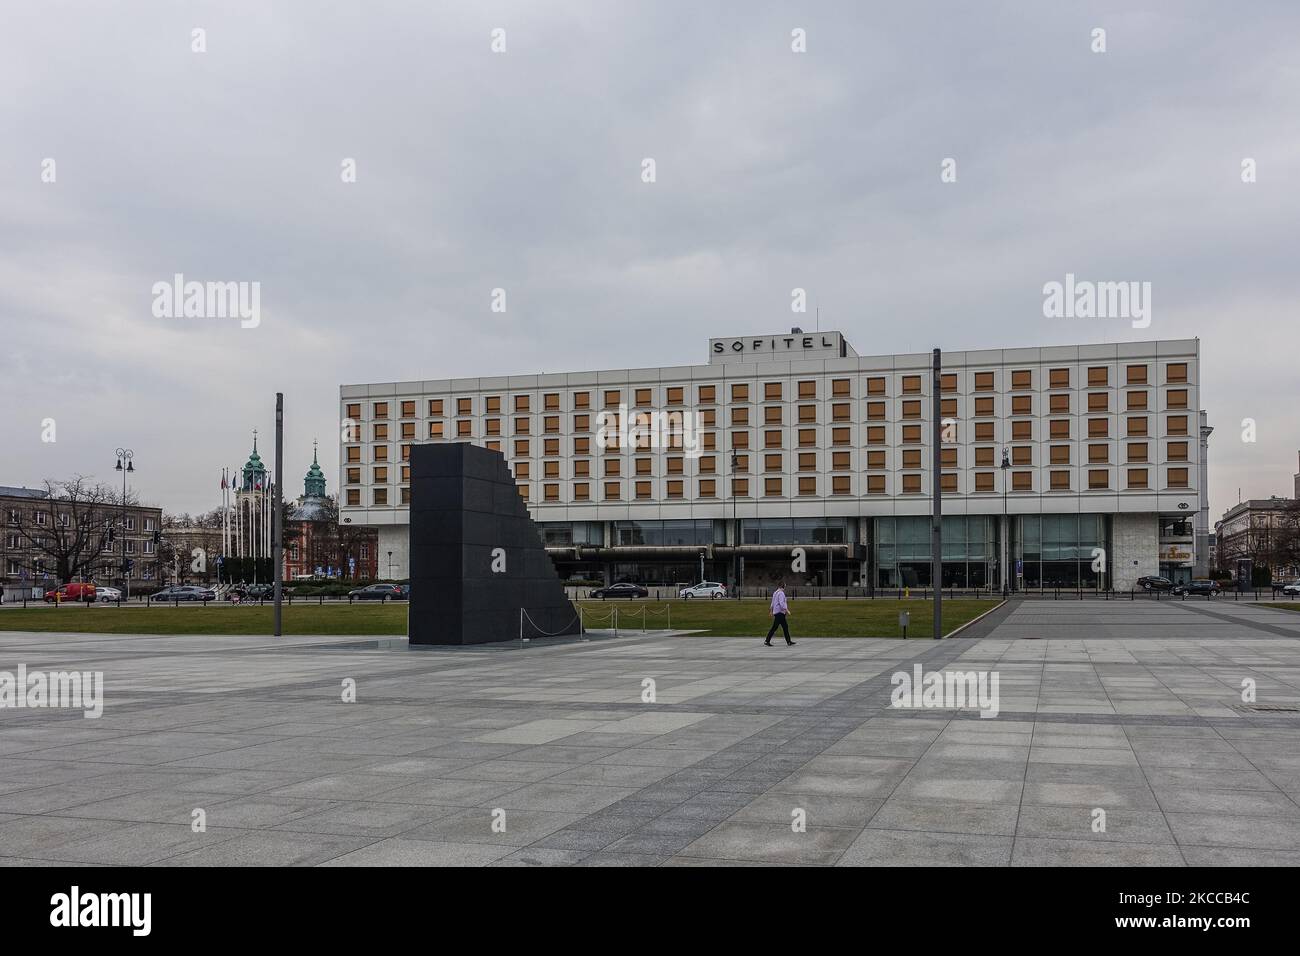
top-left (340, 332), bottom-right (1210, 591)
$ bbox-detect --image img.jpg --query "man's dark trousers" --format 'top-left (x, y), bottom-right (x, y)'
top-left (765, 613), bottom-right (792, 645)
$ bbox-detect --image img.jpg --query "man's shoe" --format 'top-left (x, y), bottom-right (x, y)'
top-left (786, 641), bottom-right (796, 646)
top-left (764, 641), bottom-right (772, 646)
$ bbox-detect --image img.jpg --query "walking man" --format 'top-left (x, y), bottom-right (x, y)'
top-left (765, 581), bottom-right (796, 646)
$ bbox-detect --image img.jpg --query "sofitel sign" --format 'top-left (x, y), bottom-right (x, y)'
top-left (709, 331), bottom-right (846, 364)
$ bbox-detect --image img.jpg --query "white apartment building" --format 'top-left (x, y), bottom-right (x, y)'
top-left (340, 332), bottom-right (1206, 591)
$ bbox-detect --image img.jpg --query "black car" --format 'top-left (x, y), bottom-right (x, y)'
top-left (347, 584), bottom-right (404, 601)
top-left (228, 583), bottom-right (282, 601)
top-left (590, 582), bottom-right (649, 599)
top-left (151, 586), bottom-right (217, 602)
top-left (1136, 576), bottom-right (1173, 591)
top-left (1172, 579), bottom-right (1221, 596)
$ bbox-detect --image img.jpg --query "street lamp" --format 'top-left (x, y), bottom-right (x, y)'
top-left (1000, 445), bottom-right (1010, 596)
top-left (115, 448), bottom-right (134, 600)
top-left (730, 448), bottom-right (740, 598)
top-left (387, 550), bottom-right (393, 580)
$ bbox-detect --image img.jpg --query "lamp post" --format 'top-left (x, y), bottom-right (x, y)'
top-left (387, 550), bottom-right (393, 581)
top-left (1000, 445), bottom-right (1011, 597)
top-left (114, 448), bottom-right (134, 600)
top-left (730, 449), bottom-right (740, 598)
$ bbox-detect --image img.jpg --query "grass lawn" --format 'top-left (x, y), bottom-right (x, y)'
top-left (1261, 603), bottom-right (1300, 615)
top-left (0, 598), bottom-right (1001, 638)
top-left (577, 598), bottom-right (999, 637)
top-left (0, 604), bottom-right (408, 635)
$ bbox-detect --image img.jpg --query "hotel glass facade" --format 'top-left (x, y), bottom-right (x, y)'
top-left (340, 333), bottom-right (1206, 590)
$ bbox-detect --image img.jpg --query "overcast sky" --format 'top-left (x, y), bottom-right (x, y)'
top-left (2, 1), bottom-right (1296, 519)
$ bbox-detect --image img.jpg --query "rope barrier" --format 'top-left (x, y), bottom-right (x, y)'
top-left (519, 607), bottom-right (583, 648)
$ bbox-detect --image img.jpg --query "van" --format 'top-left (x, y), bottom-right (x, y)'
top-left (44, 583), bottom-right (97, 603)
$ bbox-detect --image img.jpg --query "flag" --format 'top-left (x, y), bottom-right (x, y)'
top-left (220, 472), bottom-right (227, 490)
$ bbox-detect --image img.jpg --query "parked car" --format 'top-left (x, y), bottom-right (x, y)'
top-left (1135, 576), bottom-right (1173, 592)
top-left (43, 583), bottom-right (96, 603)
top-left (395, 584), bottom-right (410, 600)
top-left (228, 583), bottom-right (283, 601)
top-left (94, 586), bottom-right (122, 603)
top-left (151, 585), bottom-right (217, 602)
top-left (1280, 580), bottom-right (1300, 596)
top-left (1172, 579), bottom-right (1221, 596)
top-left (590, 582), bottom-right (649, 599)
top-left (347, 584), bottom-right (404, 601)
top-left (679, 581), bottom-right (728, 600)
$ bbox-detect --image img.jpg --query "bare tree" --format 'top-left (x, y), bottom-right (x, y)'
top-left (9, 477), bottom-right (125, 584)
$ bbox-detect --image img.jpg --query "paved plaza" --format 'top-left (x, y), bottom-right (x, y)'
top-left (2, 600), bottom-right (1300, 866)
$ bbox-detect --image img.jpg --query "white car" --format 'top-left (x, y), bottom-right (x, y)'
top-left (1281, 581), bottom-right (1300, 596)
top-left (679, 581), bottom-right (728, 600)
top-left (94, 586), bottom-right (122, 603)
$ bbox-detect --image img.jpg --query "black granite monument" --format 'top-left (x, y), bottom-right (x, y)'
top-left (408, 443), bottom-right (581, 645)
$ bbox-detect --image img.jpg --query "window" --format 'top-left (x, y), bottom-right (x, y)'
top-left (975, 396), bottom-right (995, 416)
top-left (764, 454), bottom-right (782, 473)
top-left (901, 375), bottom-right (922, 393)
top-left (635, 481), bottom-right (652, 499)
top-left (635, 458), bottom-right (652, 476)
top-left (867, 401), bottom-right (886, 420)
top-left (374, 444), bottom-right (389, 460)
top-left (485, 396), bottom-right (501, 413)
top-left (866, 450), bottom-right (886, 469)
top-left (1088, 444), bottom-right (1108, 463)
top-left (574, 483), bottom-right (589, 500)
top-left (544, 484), bottom-right (560, 501)
top-left (940, 447), bottom-right (957, 468)
top-left (514, 462), bottom-right (530, 479)
top-left (373, 488), bottom-right (388, 505)
top-left (1127, 468), bottom-right (1148, 489)
top-left (517, 484), bottom-right (529, 501)
top-left (866, 377), bottom-right (885, 395)
top-left (902, 474), bottom-right (922, 494)
top-left (867, 474), bottom-right (886, 494)
top-left (1011, 369), bottom-right (1032, 389)
top-left (1012, 472), bottom-right (1032, 491)
top-left (832, 379), bottom-right (851, 397)
top-left (940, 398), bottom-right (958, 417)
top-left (699, 455), bottom-right (716, 474)
top-left (1088, 418), bottom-right (1109, 438)
top-left (1167, 363), bottom-right (1188, 384)
top-left (763, 477), bottom-right (783, 497)
top-left (902, 449), bottom-right (922, 470)
top-left (346, 446), bottom-right (361, 462)
top-left (604, 482), bottom-right (621, 500)
top-left (451, 397), bottom-right (468, 416)
top-left (1127, 391), bottom-right (1148, 410)
top-left (974, 371), bottom-right (995, 391)
top-left (573, 414), bottom-right (589, 432)
top-left (1087, 392), bottom-right (1108, 412)
top-left (373, 402), bottom-right (389, 419)
top-left (1167, 389), bottom-right (1188, 409)
top-left (400, 400), bottom-right (415, 418)
top-left (346, 489), bottom-right (360, 506)
top-left (975, 447), bottom-right (995, 467)
top-left (1127, 417), bottom-right (1148, 437)
top-left (902, 400), bottom-right (921, 419)
top-left (731, 407), bottom-right (749, 426)
top-left (732, 478), bottom-right (749, 497)
top-left (373, 423), bottom-right (388, 441)
top-left (940, 473), bottom-right (958, 493)
top-left (832, 427), bottom-right (851, 446)
top-left (574, 436), bottom-right (590, 455)
top-left (543, 416), bottom-right (559, 434)
top-left (940, 373), bottom-right (957, 393)
top-left (765, 406), bottom-right (783, 424)
top-left (634, 388), bottom-right (651, 406)
top-left (798, 405), bottom-right (816, 423)
top-left (831, 451), bottom-right (850, 471)
top-left (832, 475), bottom-right (851, 495)
top-left (902, 425), bottom-right (922, 444)
top-left (698, 385), bottom-right (716, 403)
top-left (666, 456), bottom-right (684, 474)
top-left (798, 380), bottom-right (817, 399)
top-left (731, 383), bottom-right (749, 402)
top-left (975, 472), bottom-right (995, 492)
top-left (1013, 420), bottom-right (1033, 440)
top-left (574, 460), bottom-right (590, 477)
top-left (666, 386), bottom-right (684, 405)
top-left (1087, 367), bottom-right (1108, 387)
top-left (604, 390), bottom-right (620, 408)
top-left (1011, 395), bottom-right (1032, 415)
top-left (544, 438), bottom-right (560, 456)
top-left (764, 382), bottom-right (782, 401)
top-left (1050, 471), bottom-right (1070, 490)
top-left (832, 403), bottom-right (851, 421)
top-left (429, 422), bottom-right (444, 438)
top-left (514, 439), bottom-right (529, 457)
top-left (974, 422), bottom-right (995, 441)
top-left (698, 479), bottom-right (716, 497)
top-left (1088, 470), bottom-right (1109, 490)
top-left (456, 421), bottom-right (471, 438)
top-left (1050, 368), bottom-right (1071, 389)
top-left (1041, 394), bottom-right (1065, 414)
top-left (1167, 415), bottom-right (1189, 436)
top-left (604, 458), bottom-right (621, 477)
top-left (346, 467), bottom-right (360, 484)
top-left (1168, 441), bottom-right (1189, 461)
top-left (373, 466), bottom-right (388, 483)
top-left (346, 402), bottom-right (361, 420)
top-left (866, 426), bottom-right (886, 445)
top-left (797, 477), bottom-right (816, 496)
top-left (400, 422), bottom-right (415, 439)
top-left (540, 460), bottom-right (558, 479)
top-left (400, 487), bottom-right (412, 504)
top-left (666, 480), bottom-right (683, 499)
top-left (1128, 443), bottom-right (1148, 463)
top-left (573, 391), bottom-right (590, 408)
top-left (1126, 365), bottom-right (1148, 385)
top-left (731, 431), bottom-right (750, 449)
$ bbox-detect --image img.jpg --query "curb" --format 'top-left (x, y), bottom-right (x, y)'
top-left (943, 599), bottom-right (1008, 639)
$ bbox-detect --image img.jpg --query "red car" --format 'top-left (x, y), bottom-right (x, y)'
top-left (44, 583), bottom-right (97, 603)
